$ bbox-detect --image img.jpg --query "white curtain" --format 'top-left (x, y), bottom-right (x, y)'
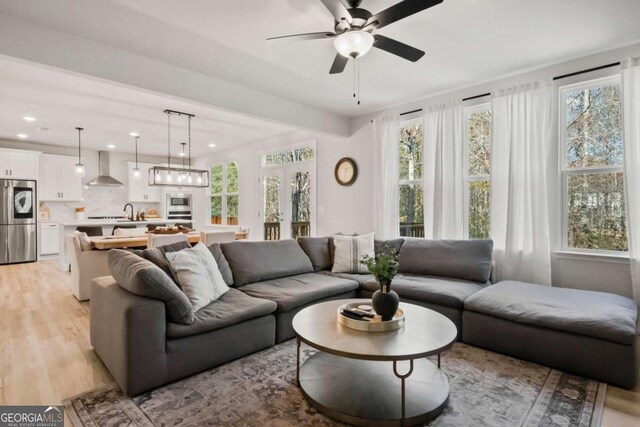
top-left (373, 114), bottom-right (400, 239)
top-left (622, 58), bottom-right (640, 305)
top-left (424, 102), bottom-right (464, 239)
top-left (491, 81), bottom-right (553, 285)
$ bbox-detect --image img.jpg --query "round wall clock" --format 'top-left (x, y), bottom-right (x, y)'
top-left (334, 157), bottom-right (358, 186)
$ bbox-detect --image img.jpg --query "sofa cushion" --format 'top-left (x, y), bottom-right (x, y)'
top-left (375, 238), bottom-right (405, 255)
top-left (317, 270), bottom-right (375, 285)
top-left (362, 274), bottom-right (488, 309)
top-left (398, 239), bottom-right (493, 283)
top-left (239, 272), bottom-right (359, 313)
top-left (141, 240), bottom-right (192, 284)
top-left (207, 243), bottom-right (233, 285)
top-left (166, 288), bottom-right (277, 338)
top-left (464, 281), bottom-right (638, 345)
top-left (297, 237), bottom-right (331, 271)
top-left (107, 249), bottom-right (195, 325)
top-left (221, 240), bottom-right (314, 286)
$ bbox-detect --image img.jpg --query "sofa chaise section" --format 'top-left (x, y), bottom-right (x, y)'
top-left (463, 281), bottom-right (638, 388)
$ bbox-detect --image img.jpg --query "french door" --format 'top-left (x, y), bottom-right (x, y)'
top-left (259, 163), bottom-right (314, 240)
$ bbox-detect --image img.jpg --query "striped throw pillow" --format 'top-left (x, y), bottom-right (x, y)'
top-left (331, 233), bottom-right (375, 274)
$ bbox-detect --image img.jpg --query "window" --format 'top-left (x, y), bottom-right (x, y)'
top-left (561, 76), bottom-right (628, 252)
top-left (464, 104), bottom-right (492, 239)
top-left (261, 147), bottom-right (314, 167)
top-left (210, 160), bottom-right (239, 225)
top-left (399, 120), bottom-right (424, 237)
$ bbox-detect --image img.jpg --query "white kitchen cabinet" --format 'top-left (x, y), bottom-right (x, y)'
top-left (127, 162), bottom-right (160, 202)
top-left (39, 155), bottom-right (83, 201)
top-left (0, 149), bottom-right (38, 179)
top-left (39, 222), bottom-right (59, 256)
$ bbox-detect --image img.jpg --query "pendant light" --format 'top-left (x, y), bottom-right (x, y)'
top-left (74, 127), bottom-right (85, 177)
top-left (148, 109), bottom-right (209, 187)
top-left (132, 135), bottom-right (141, 180)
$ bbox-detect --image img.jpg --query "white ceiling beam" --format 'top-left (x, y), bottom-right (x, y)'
top-left (0, 14), bottom-right (350, 137)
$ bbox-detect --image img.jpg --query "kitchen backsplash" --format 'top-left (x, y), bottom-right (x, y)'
top-left (41, 186), bottom-right (160, 221)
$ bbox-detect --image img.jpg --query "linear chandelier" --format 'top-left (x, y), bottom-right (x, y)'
top-left (148, 109), bottom-right (209, 187)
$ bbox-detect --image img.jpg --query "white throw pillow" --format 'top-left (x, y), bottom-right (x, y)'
top-left (332, 233), bottom-right (375, 274)
top-left (72, 231), bottom-right (93, 251)
top-left (165, 242), bottom-right (230, 312)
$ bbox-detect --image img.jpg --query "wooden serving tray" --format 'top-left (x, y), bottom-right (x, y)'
top-left (336, 302), bottom-right (405, 332)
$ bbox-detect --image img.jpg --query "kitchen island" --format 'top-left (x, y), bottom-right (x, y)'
top-left (57, 218), bottom-right (191, 271)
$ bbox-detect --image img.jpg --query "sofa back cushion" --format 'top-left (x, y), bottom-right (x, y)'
top-left (141, 240), bottom-right (192, 284)
top-left (398, 239), bottom-right (493, 283)
top-left (221, 239), bottom-right (314, 286)
top-left (297, 237), bottom-right (331, 271)
top-left (375, 238), bottom-right (405, 256)
top-left (207, 243), bottom-right (234, 285)
top-left (108, 249), bottom-right (195, 325)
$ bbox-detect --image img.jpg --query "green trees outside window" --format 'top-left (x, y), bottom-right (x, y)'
top-left (210, 161), bottom-right (239, 225)
top-left (563, 79), bottom-right (628, 251)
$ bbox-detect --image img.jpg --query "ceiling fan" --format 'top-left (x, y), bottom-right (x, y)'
top-left (267, 0), bottom-right (443, 74)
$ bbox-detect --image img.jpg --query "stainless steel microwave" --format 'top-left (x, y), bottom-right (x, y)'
top-left (166, 193), bottom-right (192, 211)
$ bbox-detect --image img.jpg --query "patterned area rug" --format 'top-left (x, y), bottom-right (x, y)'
top-left (64, 342), bottom-right (605, 427)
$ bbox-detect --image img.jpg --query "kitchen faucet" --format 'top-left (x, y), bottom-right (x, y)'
top-left (123, 203), bottom-right (134, 221)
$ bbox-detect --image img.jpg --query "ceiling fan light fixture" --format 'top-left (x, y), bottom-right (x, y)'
top-left (334, 30), bottom-right (373, 58)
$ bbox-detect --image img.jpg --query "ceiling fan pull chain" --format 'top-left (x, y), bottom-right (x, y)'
top-left (357, 57), bottom-right (361, 105)
top-left (353, 57), bottom-right (356, 99)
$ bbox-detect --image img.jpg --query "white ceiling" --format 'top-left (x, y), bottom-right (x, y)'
top-left (0, 57), bottom-right (297, 156)
top-left (1, 0), bottom-right (639, 119)
top-left (0, 0), bottom-right (639, 152)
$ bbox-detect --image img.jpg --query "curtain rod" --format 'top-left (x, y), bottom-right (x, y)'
top-left (462, 92), bottom-right (491, 102)
top-left (399, 108), bottom-right (423, 116)
top-left (553, 62), bottom-right (620, 81)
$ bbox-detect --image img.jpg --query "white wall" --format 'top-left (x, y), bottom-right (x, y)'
top-left (0, 139), bottom-right (166, 220)
top-left (193, 128), bottom-right (375, 240)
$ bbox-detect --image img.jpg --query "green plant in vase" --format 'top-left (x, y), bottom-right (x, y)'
top-left (361, 247), bottom-right (400, 321)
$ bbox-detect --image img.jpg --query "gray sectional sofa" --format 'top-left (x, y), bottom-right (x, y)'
top-left (90, 236), bottom-right (638, 397)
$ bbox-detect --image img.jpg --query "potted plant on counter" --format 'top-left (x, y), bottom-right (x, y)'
top-left (360, 247), bottom-right (399, 321)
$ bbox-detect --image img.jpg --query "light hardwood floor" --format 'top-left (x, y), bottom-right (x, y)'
top-left (0, 260), bottom-right (639, 426)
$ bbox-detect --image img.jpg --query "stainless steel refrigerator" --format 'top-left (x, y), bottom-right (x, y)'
top-left (0, 180), bottom-right (37, 264)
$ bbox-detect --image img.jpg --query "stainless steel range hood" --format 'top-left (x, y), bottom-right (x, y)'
top-left (86, 151), bottom-right (124, 187)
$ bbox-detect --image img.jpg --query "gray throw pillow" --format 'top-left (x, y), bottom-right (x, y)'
top-left (141, 240), bottom-right (192, 285)
top-left (107, 249), bottom-right (195, 325)
top-left (297, 237), bottom-right (331, 271)
top-left (221, 239), bottom-right (314, 287)
top-left (207, 243), bottom-right (234, 285)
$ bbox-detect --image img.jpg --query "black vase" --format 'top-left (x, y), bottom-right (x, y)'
top-left (372, 282), bottom-right (399, 321)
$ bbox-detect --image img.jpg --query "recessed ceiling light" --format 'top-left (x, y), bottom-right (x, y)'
top-left (17, 133), bottom-right (28, 139)
top-left (23, 116), bottom-right (36, 122)
top-left (129, 132), bottom-right (139, 137)
top-left (107, 144), bottom-right (116, 149)
top-left (178, 152), bottom-right (185, 157)
top-left (209, 143), bottom-right (216, 148)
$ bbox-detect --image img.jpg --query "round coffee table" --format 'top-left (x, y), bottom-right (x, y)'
top-left (292, 299), bottom-right (457, 427)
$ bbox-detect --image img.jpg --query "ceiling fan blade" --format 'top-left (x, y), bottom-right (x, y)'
top-left (368, 0), bottom-right (443, 30)
top-left (373, 35), bottom-right (425, 62)
top-left (319, 0), bottom-right (353, 23)
top-left (267, 32), bottom-right (336, 41)
top-left (329, 53), bottom-right (349, 74)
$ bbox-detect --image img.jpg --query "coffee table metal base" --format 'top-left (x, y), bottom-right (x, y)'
top-left (298, 351), bottom-right (449, 427)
